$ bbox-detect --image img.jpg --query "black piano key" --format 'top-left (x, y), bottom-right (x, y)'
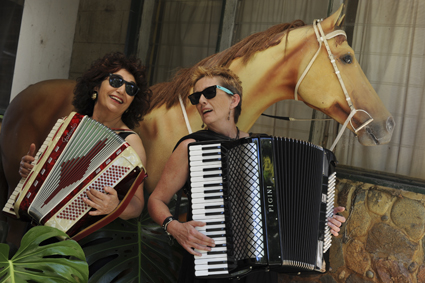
top-left (208, 234), bottom-right (226, 238)
top-left (204, 183), bottom-right (223, 187)
top-left (203, 158), bottom-right (221, 162)
top-left (205, 195), bottom-right (223, 200)
top-left (204, 190), bottom-right (223, 194)
top-left (205, 205), bottom-right (224, 209)
top-left (203, 174), bottom-right (222, 178)
top-left (201, 145), bottom-right (221, 150)
top-left (206, 227), bottom-right (226, 232)
top-left (207, 261), bottom-right (228, 265)
top-left (202, 152), bottom-right (221, 156)
top-left (203, 167), bottom-right (222, 171)
top-left (206, 221), bottom-right (225, 225)
top-left (206, 211), bottom-right (224, 216)
top-left (207, 250), bottom-right (227, 255)
top-left (209, 267), bottom-right (229, 272)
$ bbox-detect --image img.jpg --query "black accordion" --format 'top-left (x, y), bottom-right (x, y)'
top-left (188, 135), bottom-right (337, 278)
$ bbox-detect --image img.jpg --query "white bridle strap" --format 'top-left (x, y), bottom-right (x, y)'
top-left (179, 94), bottom-right (193, 134)
top-left (295, 19), bottom-right (374, 150)
top-left (294, 21), bottom-right (347, 102)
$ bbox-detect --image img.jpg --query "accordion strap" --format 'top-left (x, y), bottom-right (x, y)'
top-left (71, 168), bottom-right (147, 242)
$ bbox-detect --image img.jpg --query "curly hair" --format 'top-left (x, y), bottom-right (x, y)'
top-left (191, 66), bottom-right (243, 123)
top-left (72, 52), bottom-right (151, 129)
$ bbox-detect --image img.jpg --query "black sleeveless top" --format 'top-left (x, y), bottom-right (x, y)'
top-left (114, 129), bottom-right (137, 140)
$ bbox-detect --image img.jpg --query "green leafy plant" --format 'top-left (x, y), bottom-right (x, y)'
top-left (79, 209), bottom-right (183, 283)
top-left (0, 225), bottom-right (88, 283)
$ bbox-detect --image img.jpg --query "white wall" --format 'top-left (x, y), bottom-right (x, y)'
top-left (10, 0), bottom-right (80, 101)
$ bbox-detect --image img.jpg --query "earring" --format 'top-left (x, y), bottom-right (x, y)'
top-left (125, 109), bottom-right (129, 113)
top-left (228, 110), bottom-right (231, 121)
top-left (201, 122), bottom-right (205, 128)
top-left (91, 91), bottom-right (98, 100)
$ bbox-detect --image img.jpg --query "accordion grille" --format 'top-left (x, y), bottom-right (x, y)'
top-left (227, 142), bottom-right (264, 261)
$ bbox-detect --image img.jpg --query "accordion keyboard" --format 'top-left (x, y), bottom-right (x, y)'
top-left (189, 143), bottom-right (229, 277)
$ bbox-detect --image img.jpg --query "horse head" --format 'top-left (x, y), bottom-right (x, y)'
top-left (294, 5), bottom-right (395, 146)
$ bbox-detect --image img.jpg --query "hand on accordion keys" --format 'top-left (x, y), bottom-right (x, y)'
top-left (328, 206), bottom-right (346, 236)
top-left (19, 143), bottom-right (37, 179)
top-left (83, 186), bottom-right (120, 216)
top-left (167, 219), bottom-right (216, 257)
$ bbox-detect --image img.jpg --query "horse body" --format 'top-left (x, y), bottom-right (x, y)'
top-left (0, 5), bottom-right (394, 246)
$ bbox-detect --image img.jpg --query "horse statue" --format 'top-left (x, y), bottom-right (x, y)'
top-left (0, 5), bottom-right (394, 247)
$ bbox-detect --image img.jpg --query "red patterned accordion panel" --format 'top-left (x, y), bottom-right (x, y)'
top-left (3, 112), bottom-right (147, 240)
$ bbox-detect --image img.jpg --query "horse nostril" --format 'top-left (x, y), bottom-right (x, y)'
top-left (386, 116), bottom-right (395, 133)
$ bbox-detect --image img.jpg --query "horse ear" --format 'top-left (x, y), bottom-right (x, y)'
top-left (322, 3), bottom-right (345, 31)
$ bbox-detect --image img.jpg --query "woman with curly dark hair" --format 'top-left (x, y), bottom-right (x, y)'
top-left (19, 52), bottom-right (152, 220)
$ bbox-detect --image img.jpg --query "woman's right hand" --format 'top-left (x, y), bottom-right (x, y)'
top-left (167, 220), bottom-right (215, 256)
top-left (19, 143), bottom-right (36, 179)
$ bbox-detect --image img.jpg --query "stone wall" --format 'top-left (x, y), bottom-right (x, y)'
top-left (277, 174), bottom-right (425, 283)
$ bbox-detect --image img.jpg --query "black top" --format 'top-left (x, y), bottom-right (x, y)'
top-left (114, 129), bottom-right (137, 140)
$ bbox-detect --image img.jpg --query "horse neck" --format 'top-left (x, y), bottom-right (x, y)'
top-left (230, 26), bottom-right (312, 131)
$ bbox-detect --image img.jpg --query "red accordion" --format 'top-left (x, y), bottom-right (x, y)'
top-left (3, 112), bottom-right (147, 241)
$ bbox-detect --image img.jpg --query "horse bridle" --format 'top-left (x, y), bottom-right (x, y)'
top-left (294, 19), bottom-right (374, 151)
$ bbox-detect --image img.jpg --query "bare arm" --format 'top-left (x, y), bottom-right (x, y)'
top-left (148, 139), bottom-right (215, 256)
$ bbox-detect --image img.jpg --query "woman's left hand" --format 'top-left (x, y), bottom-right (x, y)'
top-left (327, 206), bottom-right (346, 236)
top-left (83, 186), bottom-right (120, 216)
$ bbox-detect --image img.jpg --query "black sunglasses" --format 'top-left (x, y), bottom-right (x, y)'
top-left (188, 85), bottom-right (234, 105)
top-left (108, 73), bottom-right (139, 96)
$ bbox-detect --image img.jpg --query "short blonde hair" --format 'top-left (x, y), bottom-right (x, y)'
top-left (191, 66), bottom-right (243, 123)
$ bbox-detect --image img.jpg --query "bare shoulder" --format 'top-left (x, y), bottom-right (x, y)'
top-left (125, 133), bottom-right (146, 163)
top-left (239, 131), bottom-right (250, 138)
top-left (172, 138), bottom-right (196, 156)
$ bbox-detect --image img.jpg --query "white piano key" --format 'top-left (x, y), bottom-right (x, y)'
top-left (189, 144), bottom-right (221, 151)
top-left (195, 269), bottom-right (228, 277)
top-left (194, 252), bottom-right (227, 259)
top-left (189, 163), bottom-right (222, 171)
top-left (190, 176), bottom-right (223, 183)
top-left (191, 181), bottom-right (224, 189)
top-left (189, 155), bottom-right (221, 161)
top-left (192, 199), bottom-right (224, 209)
top-left (192, 207), bottom-right (224, 214)
top-left (190, 170), bottom-right (222, 177)
top-left (195, 257), bottom-right (227, 266)
top-left (190, 160), bottom-right (222, 167)
top-left (195, 264), bottom-right (228, 271)
top-left (195, 223), bottom-right (225, 231)
top-left (192, 215), bottom-right (225, 222)
top-left (197, 246), bottom-right (227, 254)
top-left (192, 191), bottom-right (224, 199)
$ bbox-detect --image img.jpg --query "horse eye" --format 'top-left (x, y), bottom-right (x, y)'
top-left (341, 54), bottom-right (353, 64)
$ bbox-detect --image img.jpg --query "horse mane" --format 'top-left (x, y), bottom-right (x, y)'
top-left (147, 19), bottom-right (306, 112)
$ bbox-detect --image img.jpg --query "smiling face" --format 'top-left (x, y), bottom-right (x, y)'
top-left (193, 77), bottom-right (239, 127)
top-left (94, 69), bottom-right (136, 119)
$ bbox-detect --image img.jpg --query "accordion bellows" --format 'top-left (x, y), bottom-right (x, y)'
top-left (3, 112), bottom-right (147, 240)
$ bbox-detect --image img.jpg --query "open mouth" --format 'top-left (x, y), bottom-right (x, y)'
top-left (203, 109), bottom-right (212, 114)
top-left (110, 95), bottom-right (123, 104)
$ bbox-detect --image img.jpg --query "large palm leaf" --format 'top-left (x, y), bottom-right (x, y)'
top-left (0, 225), bottom-right (88, 283)
top-left (79, 208), bottom-right (184, 283)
